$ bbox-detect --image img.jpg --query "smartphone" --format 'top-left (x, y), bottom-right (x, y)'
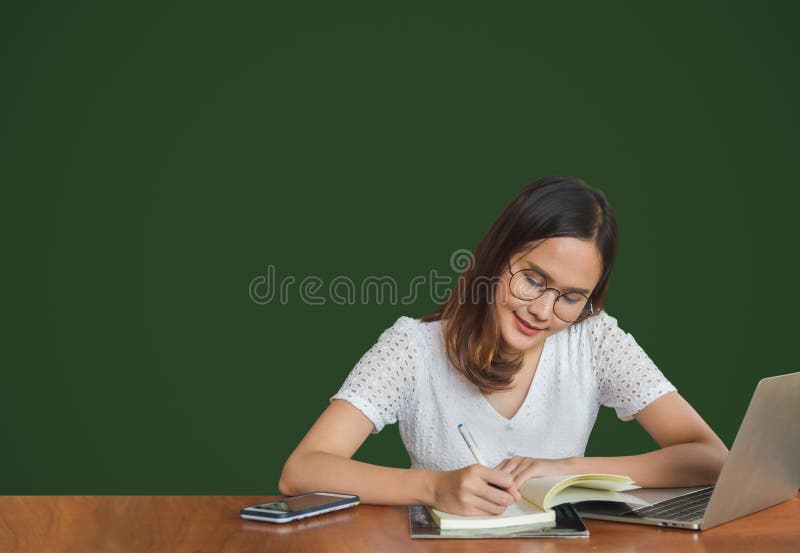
top-left (240, 492), bottom-right (360, 523)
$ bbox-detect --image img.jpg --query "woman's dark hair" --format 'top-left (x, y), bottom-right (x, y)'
top-left (421, 176), bottom-right (618, 392)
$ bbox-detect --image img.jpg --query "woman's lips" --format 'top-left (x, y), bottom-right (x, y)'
top-left (513, 312), bottom-right (544, 336)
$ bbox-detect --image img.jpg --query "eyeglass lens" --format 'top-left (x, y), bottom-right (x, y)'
top-left (509, 269), bottom-right (590, 322)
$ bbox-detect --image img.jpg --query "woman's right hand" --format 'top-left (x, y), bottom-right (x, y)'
top-left (430, 464), bottom-right (522, 515)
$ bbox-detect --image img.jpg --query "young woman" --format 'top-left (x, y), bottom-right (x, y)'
top-left (279, 176), bottom-right (728, 516)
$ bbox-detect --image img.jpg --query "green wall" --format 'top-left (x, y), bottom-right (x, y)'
top-left (2, 1), bottom-right (797, 493)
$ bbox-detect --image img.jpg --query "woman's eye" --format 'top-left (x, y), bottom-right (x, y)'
top-left (560, 294), bottom-right (583, 305)
top-left (525, 276), bottom-right (544, 288)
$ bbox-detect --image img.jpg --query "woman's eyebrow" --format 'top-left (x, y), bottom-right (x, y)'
top-left (524, 260), bottom-right (592, 295)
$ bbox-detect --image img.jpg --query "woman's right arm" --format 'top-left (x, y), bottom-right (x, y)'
top-left (278, 399), bottom-right (520, 514)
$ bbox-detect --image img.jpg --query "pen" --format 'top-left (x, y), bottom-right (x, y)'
top-left (457, 423), bottom-right (489, 466)
top-left (458, 423), bottom-right (519, 499)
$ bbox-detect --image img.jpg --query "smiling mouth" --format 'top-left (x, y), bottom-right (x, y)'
top-left (514, 312), bottom-right (544, 331)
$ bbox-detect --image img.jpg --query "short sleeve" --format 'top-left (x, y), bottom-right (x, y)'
top-left (587, 311), bottom-right (677, 421)
top-left (330, 316), bottom-right (421, 434)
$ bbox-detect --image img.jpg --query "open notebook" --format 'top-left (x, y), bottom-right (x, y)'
top-left (428, 474), bottom-right (645, 530)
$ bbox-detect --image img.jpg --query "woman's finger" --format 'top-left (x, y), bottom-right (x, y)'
top-left (477, 480), bottom-right (518, 508)
top-left (500, 456), bottom-right (524, 475)
top-left (470, 495), bottom-right (509, 516)
top-left (509, 458), bottom-right (532, 478)
top-left (480, 465), bottom-right (516, 490)
top-left (480, 466), bottom-right (522, 502)
top-left (513, 465), bottom-right (542, 489)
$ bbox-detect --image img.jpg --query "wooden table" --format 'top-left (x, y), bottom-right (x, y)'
top-left (1, 495), bottom-right (798, 552)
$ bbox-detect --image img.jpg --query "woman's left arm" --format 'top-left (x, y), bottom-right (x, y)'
top-left (498, 391), bottom-right (729, 488)
top-left (569, 391), bottom-right (729, 486)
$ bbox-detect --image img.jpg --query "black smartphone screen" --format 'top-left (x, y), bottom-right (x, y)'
top-left (253, 494), bottom-right (349, 514)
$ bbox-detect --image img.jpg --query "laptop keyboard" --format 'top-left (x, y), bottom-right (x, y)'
top-left (627, 487), bottom-right (713, 522)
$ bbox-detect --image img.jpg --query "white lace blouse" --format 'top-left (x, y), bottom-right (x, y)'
top-left (330, 311), bottom-right (677, 471)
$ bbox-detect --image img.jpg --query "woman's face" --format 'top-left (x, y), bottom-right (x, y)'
top-left (494, 237), bottom-right (603, 356)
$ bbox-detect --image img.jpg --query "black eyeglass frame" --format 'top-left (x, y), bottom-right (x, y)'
top-left (506, 258), bottom-right (595, 323)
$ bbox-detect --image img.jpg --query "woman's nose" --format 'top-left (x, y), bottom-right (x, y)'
top-left (527, 289), bottom-right (558, 319)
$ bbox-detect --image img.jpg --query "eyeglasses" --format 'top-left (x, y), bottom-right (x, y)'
top-left (507, 259), bottom-right (594, 323)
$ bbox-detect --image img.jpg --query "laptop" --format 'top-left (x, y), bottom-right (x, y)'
top-left (575, 372), bottom-right (800, 530)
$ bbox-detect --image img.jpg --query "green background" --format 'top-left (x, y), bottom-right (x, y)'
top-left (2, 2), bottom-right (797, 493)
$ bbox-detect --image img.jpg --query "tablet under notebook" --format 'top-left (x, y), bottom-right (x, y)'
top-left (409, 503), bottom-right (588, 539)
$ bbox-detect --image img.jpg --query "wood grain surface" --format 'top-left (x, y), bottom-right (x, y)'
top-left (0, 495), bottom-right (798, 553)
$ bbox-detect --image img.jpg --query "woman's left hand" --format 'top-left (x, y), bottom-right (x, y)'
top-left (494, 457), bottom-right (574, 489)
